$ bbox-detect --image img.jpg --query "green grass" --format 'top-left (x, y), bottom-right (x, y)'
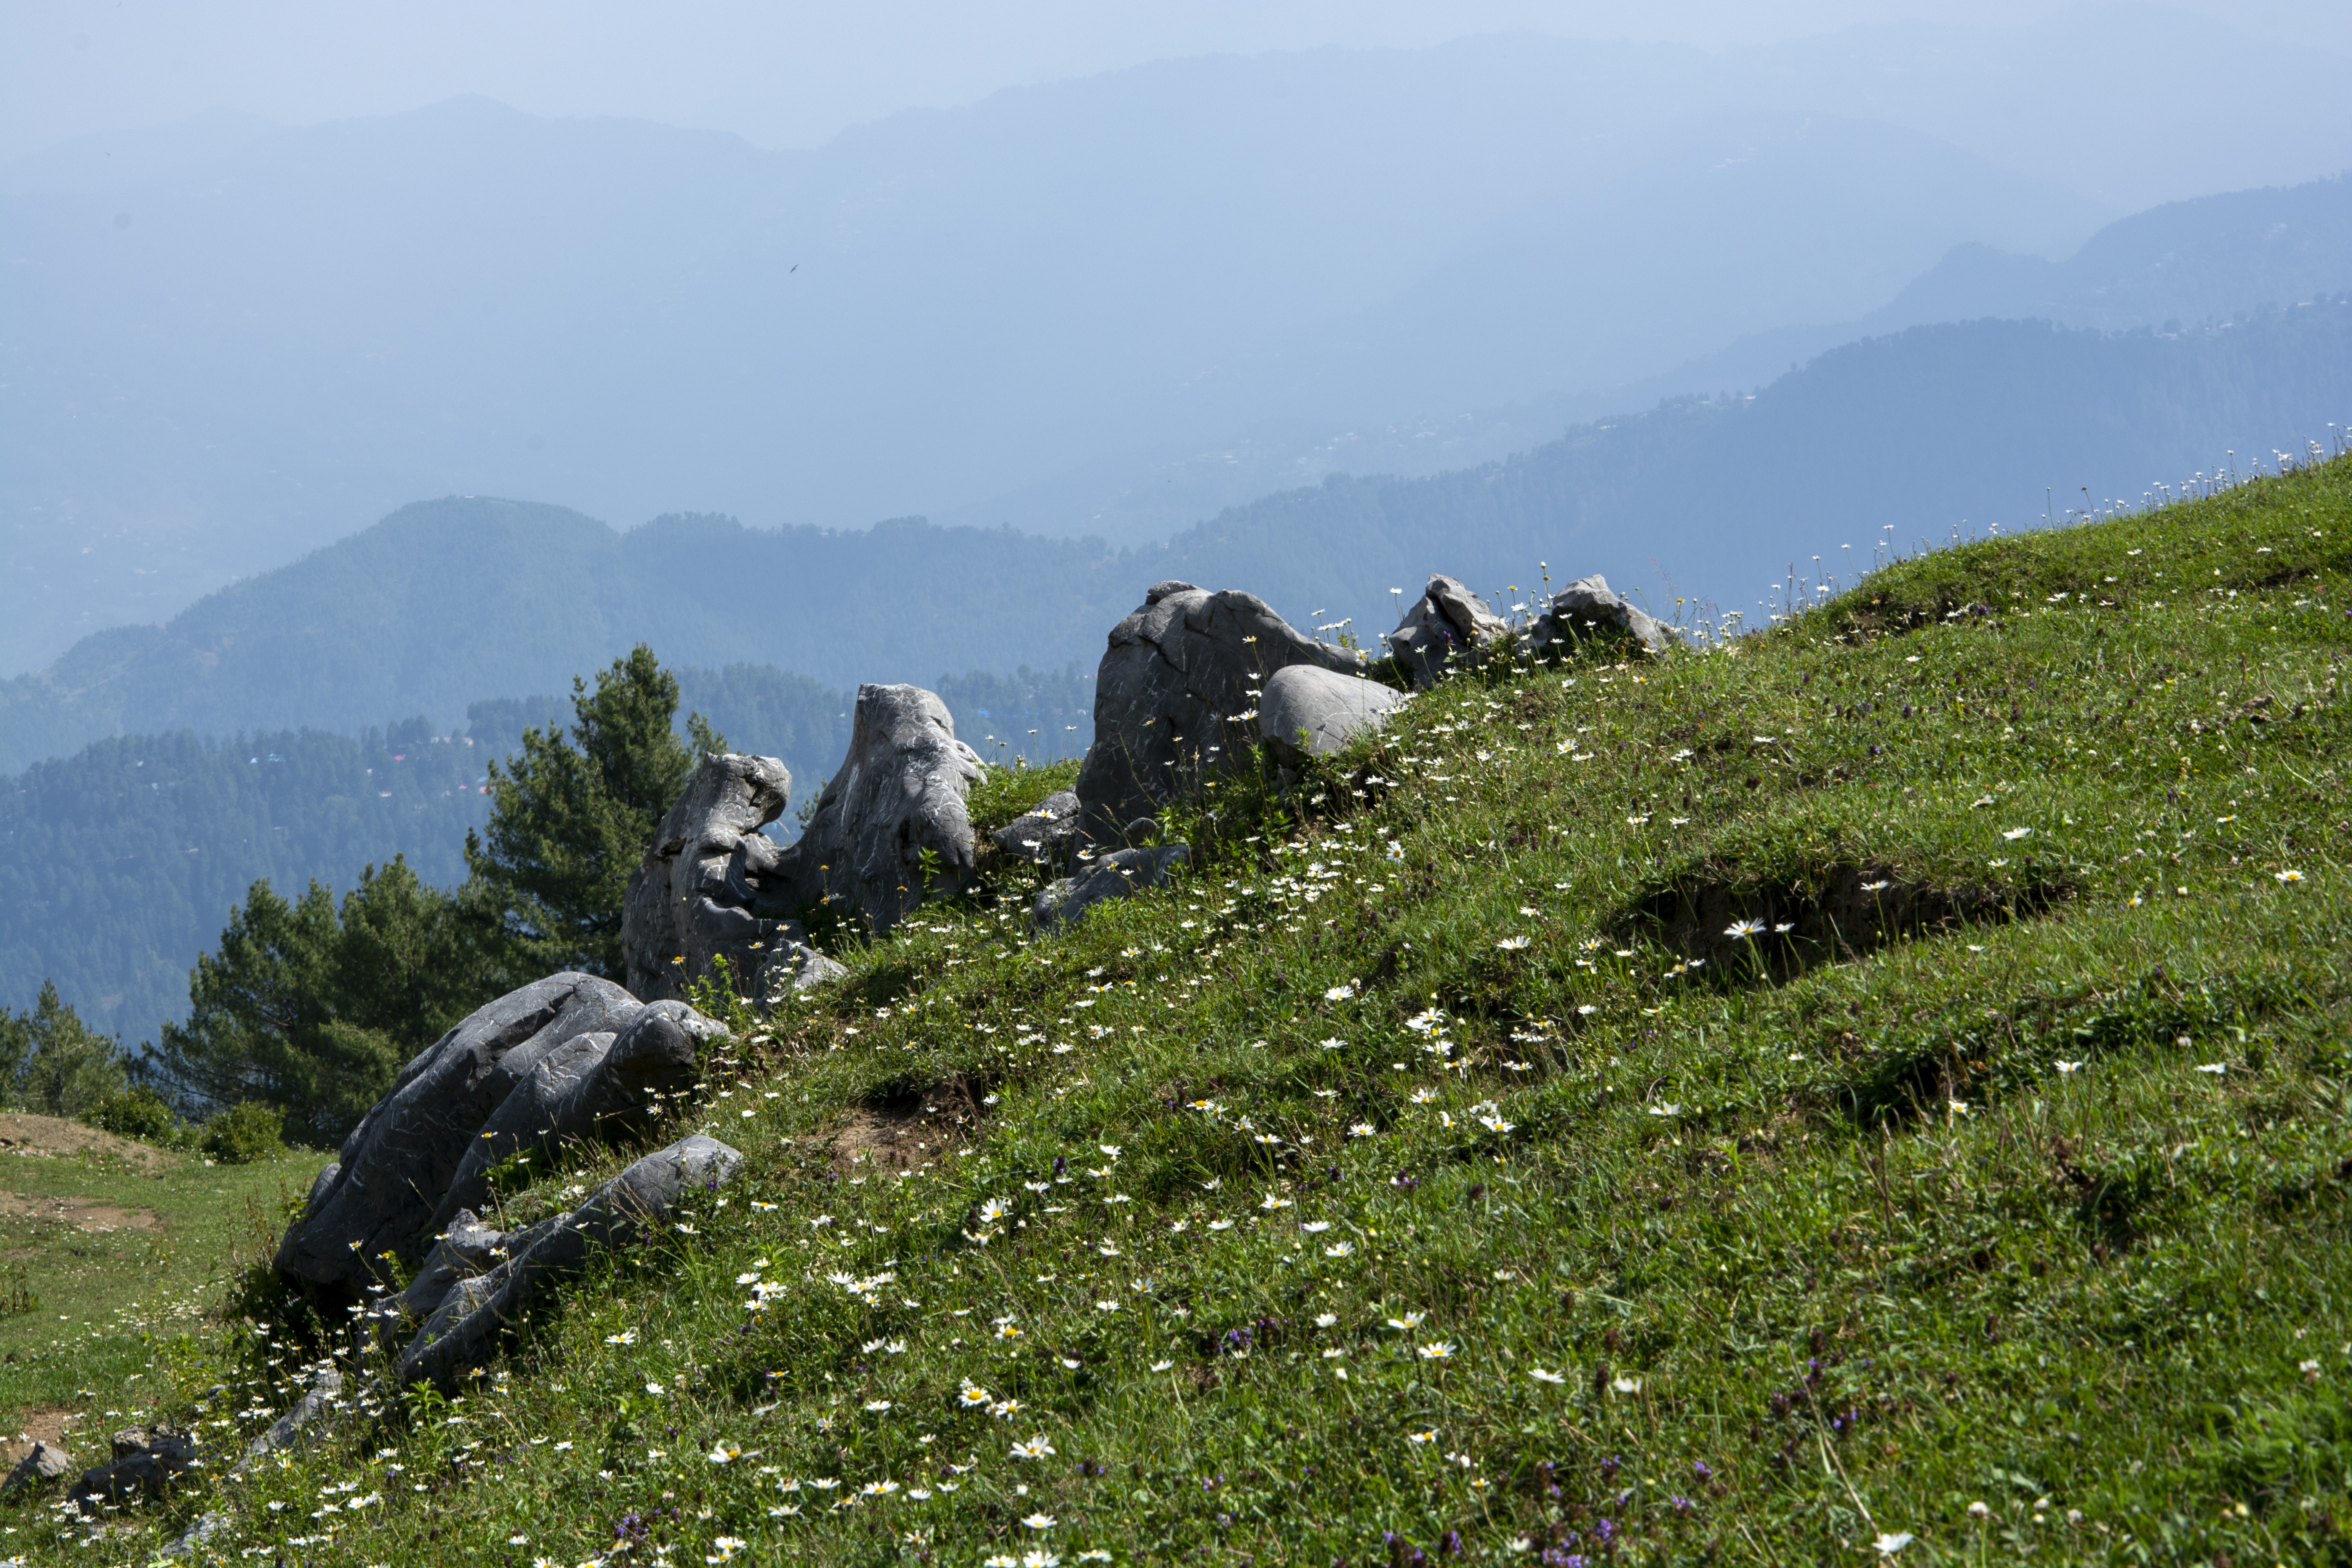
top-left (16, 456), bottom-right (2352, 1566)
top-left (0, 1133), bottom-right (313, 1450)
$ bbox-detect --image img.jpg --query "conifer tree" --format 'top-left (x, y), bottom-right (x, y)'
top-left (153, 855), bottom-right (492, 1140)
top-left (463, 644), bottom-right (721, 980)
top-left (0, 981), bottom-right (129, 1119)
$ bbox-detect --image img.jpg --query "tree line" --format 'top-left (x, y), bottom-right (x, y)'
top-left (1, 657), bottom-right (1098, 1064)
top-left (2, 647), bottom-right (716, 1147)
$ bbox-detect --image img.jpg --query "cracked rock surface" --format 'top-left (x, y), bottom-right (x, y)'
top-left (1388, 574), bottom-right (1508, 687)
top-left (394, 1133), bottom-right (742, 1387)
top-left (1074, 581), bottom-right (1364, 840)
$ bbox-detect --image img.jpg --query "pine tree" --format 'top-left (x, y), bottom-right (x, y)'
top-left (463, 645), bottom-right (720, 980)
top-left (0, 981), bottom-right (129, 1119)
top-left (152, 856), bottom-right (495, 1140)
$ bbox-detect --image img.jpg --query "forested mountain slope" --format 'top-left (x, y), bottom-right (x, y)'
top-left (7, 304), bottom-right (2347, 777)
top-left (0, 662), bottom-right (1092, 1051)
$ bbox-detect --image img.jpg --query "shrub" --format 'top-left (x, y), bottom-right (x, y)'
top-left (86, 1084), bottom-right (177, 1142)
top-left (201, 1102), bottom-right (287, 1165)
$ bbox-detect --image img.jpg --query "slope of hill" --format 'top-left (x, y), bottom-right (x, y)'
top-left (9, 302), bottom-right (2348, 778)
top-left (22, 452), bottom-right (2349, 1564)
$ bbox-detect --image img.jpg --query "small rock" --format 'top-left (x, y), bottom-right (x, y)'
top-left (1388, 574), bottom-right (1508, 686)
top-left (1258, 665), bottom-right (1409, 766)
top-left (1034, 843), bottom-right (1191, 930)
top-left (232, 1369), bottom-right (343, 1474)
top-left (392, 1211), bottom-right (509, 1328)
top-left (993, 788), bottom-right (1082, 866)
top-left (1530, 573), bottom-right (1678, 656)
top-left (2, 1440), bottom-right (73, 1494)
top-left (70, 1430), bottom-right (194, 1507)
top-left (756, 938), bottom-right (848, 999)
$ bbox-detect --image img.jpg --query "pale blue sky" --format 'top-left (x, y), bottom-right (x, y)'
top-left (5, 0), bottom-right (2347, 162)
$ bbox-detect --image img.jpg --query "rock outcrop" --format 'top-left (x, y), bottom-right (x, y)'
top-left (1388, 574), bottom-right (1509, 686)
top-left (1258, 665), bottom-right (1409, 766)
top-left (622, 753), bottom-right (795, 1002)
top-left (628, 690), bottom-right (986, 968)
top-left (1530, 573), bottom-right (1679, 656)
top-left (1033, 844), bottom-right (1191, 930)
top-left (780, 684), bottom-right (987, 935)
top-left (274, 973), bottom-right (718, 1292)
top-left (394, 1133), bottom-right (740, 1387)
top-left (69, 1429), bottom-right (195, 1508)
top-left (1074, 581), bottom-right (1366, 839)
top-left (2, 1440), bottom-right (72, 1495)
top-left (994, 788), bottom-right (1082, 867)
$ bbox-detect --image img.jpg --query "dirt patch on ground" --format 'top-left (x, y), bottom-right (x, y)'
top-left (2, 1404), bottom-right (82, 1470)
top-left (0, 1193), bottom-right (161, 1234)
top-left (831, 1085), bottom-right (980, 1174)
top-left (0, 1113), bottom-right (169, 1170)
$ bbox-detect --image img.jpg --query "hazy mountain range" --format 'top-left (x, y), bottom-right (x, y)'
top-left (8, 298), bottom-right (2347, 778)
top-left (7, 11), bottom-right (2351, 675)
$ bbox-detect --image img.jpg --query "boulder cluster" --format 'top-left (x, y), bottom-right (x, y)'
top-left (272, 973), bottom-right (743, 1383)
top-left (614, 570), bottom-right (1675, 981)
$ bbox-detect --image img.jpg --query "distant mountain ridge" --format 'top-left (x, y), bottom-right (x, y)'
top-left (14, 12), bottom-right (2352, 675)
top-left (931, 173), bottom-right (2352, 551)
top-left (7, 303), bottom-right (2349, 778)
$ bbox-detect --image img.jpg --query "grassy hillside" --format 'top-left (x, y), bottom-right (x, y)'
top-left (0, 1118), bottom-right (315, 1468)
top-left (13, 456), bottom-right (2351, 1564)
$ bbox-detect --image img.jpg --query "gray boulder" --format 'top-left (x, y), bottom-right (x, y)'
top-left (2, 1440), bottom-right (73, 1494)
top-left (622, 753), bottom-right (796, 1002)
top-left (1388, 574), bottom-right (1508, 687)
top-left (392, 1210), bottom-right (510, 1329)
top-left (396, 1134), bottom-right (742, 1387)
top-left (1034, 843), bottom-right (1191, 930)
top-left (1074, 582), bottom-right (1366, 839)
top-left (275, 972), bottom-right (643, 1289)
top-left (994, 788), bottom-right (1082, 866)
top-left (781, 684), bottom-right (986, 935)
top-left (425, 1000), bottom-right (725, 1237)
top-left (1531, 573), bottom-right (1678, 656)
top-left (1258, 665), bottom-right (1409, 766)
top-left (69, 1429), bottom-right (195, 1508)
top-left (231, 1368), bottom-right (343, 1475)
